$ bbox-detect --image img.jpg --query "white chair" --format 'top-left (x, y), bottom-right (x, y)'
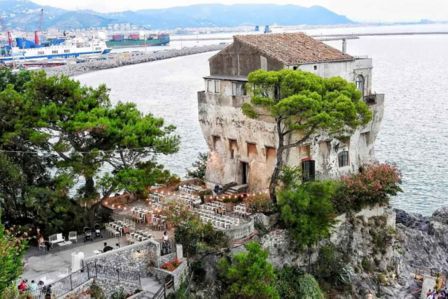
top-left (49, 233), bottom-right (65, 248)
top-left (68, 231), bottom-right (78, 243)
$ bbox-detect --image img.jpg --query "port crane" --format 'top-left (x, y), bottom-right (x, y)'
top-left (0, 15), bottom-right (13, 46)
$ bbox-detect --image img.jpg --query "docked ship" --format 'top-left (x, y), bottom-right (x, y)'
top-left (106, 33), bottom-right (170, 48)
top-left (0, 32), bottom-right (111, 63)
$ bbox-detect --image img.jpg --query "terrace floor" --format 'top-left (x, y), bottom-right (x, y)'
top-left (22, 234), bottom-right (126, 284)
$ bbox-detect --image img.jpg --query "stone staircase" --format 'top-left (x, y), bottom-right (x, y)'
top-left (224, 184), bottom-right (248, 195)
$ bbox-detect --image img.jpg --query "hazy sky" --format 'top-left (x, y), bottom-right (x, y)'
top-left (32, 0), bottom-right (447, 22)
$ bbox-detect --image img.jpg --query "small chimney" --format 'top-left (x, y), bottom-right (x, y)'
top-left (342, 38), bottom-right (347, 54)
top-left (7, 31), bottom-right (13, 46)
top-left (34, 31), bottom-right (40, 46)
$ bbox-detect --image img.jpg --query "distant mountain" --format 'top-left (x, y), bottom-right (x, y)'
top-left (109, 4), bottom-right (353, 29)
top-left (0, 0), bottom-right (353, 30)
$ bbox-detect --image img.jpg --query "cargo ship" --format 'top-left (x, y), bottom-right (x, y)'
top-left (106, 33), bottom-right (170, 48)
top-left (0, 32), bottom-right (111, 63)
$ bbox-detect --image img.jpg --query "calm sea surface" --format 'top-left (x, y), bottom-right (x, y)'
top-left (76, 24), bottom-right (448, 215)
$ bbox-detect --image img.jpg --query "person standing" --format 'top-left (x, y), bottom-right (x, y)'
top-left (29, 280), bottom-right (38, 297)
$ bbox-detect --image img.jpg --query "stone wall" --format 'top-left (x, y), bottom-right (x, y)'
top-left (152, 258), bottom-right (189, 290)
top-left (63, 278), bottom-right (141, 299)
top-left (224, 218), bottom-right (255, 240)
top-left (83, 239), bottom-right (161, 276)
top-left (199, 43), bottom-right (385, 191)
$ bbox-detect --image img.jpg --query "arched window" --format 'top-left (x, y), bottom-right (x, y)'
top-left (355, 75), bottom-right (365, 98)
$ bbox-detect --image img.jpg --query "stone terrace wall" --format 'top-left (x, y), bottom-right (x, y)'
top-left (224, 218), bottom-right (254, 240)
top-left (63, 278), bottom-right (141, 299)
top-left (152, 259), bottom-right (189, 290)
top-left (83, 240), bottom-right (161, 276)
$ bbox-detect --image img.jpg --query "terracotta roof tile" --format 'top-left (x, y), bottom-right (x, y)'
top-left (234, 33), bottom-right (353, 65)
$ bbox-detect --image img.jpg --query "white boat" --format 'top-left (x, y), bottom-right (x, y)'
top-left (1, 37), bottom-right (111, 62)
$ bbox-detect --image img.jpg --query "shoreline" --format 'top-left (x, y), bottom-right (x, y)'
top-left (44, 44), bottom-right (227, 77)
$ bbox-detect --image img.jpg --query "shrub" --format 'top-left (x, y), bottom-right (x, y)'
top-left (277, 181), bottom-right (337, 251)
top-left (361, 257), bottom-right (374, 273)
top-left (275, 266), bottom-right (304, 298)
top-left (333, 164), bottom-right (401, 213)
top-left (246, 194), bottom-right (274, 214)
top-left (174, 218), bottom-right (229, 257)
top-left (313, 244), bottom-right (351, 291)
top-left (161, 258), bottom-right (182, 272)
top-left (218, 242), bottom-right (279, 299)
top-left (297, 273), bottom-right (325, 299)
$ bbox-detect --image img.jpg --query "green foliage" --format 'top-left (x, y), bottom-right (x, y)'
top-left (174, 216), bottom-right (228, 257)
top-left (332, 164), bottom-right (402, 214)
top-left (0, 213), bottom-right (27, 296)
top-left (277, 181), bottom-right (338, 250)
top-left (313, 244), bottom-right (351, 291)
top-left (275, 266), bottom-right (304, 298)
top-left (296, 274), bottom-right (325, 299)
top-left (0, 68), bottom-right (180, 233)
top-left (111, 287), bottom-right (127, 299)
top-left (89, 280), bottom-right (106, 299)
top-left (218, 242), bottom-right (279, 299)
top-left (98, 161), bottom-right (178, 199)
top-left (278, 166), bottom-right (302, 189)
top-left (186, 152), bottom-right (208, 180)
top-left (244, 69), bottom-right (372, 200)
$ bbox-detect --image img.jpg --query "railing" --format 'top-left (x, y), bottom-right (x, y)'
top-left (152, 276), bottom-right (174, 299)
top-left (50, 263), bottom-right (142, 298)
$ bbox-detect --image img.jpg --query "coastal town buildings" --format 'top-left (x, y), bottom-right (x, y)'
top-left (198, 33), bottom-right (385, 191)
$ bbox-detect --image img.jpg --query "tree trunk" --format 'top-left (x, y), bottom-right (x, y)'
top-left (84, 176), bottom-right (96, 199)
top-left (269, 146), bottom-right (284, 204)
top-left (269, 118), bottom-right (285, 203)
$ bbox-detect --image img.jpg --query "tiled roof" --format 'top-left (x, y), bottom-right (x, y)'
top-left (234, 33), bottom-right (353, 65)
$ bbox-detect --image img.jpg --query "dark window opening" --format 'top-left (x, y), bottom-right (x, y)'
top-left (313, 65), bottom-right (317, 70)
top-left (229, 139), bottom-right (238, 159)
top-left (356, 75), bottom-right (365, 98)
top-left (338, 151), bottom-right (350, 167)
top-left (241, 162), bottom-right (249, 185)
top-left (302, 160), bottom-right (315, 182)
top-left (293, 66), bottom-right (298, 70)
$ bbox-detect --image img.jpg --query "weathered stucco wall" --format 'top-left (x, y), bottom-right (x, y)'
top-left (201, 41), bottom-right (384, 191)
top-left (209, 40), bottom-right (284, 77)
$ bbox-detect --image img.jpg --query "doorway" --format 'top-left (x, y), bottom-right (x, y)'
top-left (240, 162), bottom-right (249, 185)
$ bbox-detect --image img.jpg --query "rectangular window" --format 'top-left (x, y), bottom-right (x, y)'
top-left (232, 82), bottom-right (246, 96)
top-left (247, 142), bottom-right (258, 157)
top-left (229, 139), bottom-right (238, 159)
top-left (64, 49), bottom-right (70, 53)
top-left (260, 55), bottom-right (268, 70)
top-left (52, 50), bottom-right (58, 54)
top-left (302, 160), bottom-right (315, 182)
top-left (38, 51), bottom-right (45, 55)
top-left (214, 80), bottom-right (220, 93)
top-left (206, 80), bottom-right (213, 92)
top-left (212, 135), bottom-right (221, 151)
top-left (265, 146), bottom-right (276, 161)
top-left (338, 151), bottom-right (350, 167)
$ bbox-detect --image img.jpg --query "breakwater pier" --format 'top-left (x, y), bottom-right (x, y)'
top-left (45, 44), bottom-right (227, 77)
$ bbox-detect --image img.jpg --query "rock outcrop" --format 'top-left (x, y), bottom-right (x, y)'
top-left (260, 206), bottom-right (448, 298)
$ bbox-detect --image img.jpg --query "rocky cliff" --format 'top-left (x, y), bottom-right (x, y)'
top-left (260, 206), bottom-right (448, 298)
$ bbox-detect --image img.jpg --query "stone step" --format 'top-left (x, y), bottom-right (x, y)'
top-left (225, 184), bottom-right (248, 195)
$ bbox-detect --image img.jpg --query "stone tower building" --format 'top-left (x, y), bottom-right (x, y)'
top-left (198, 33), bottom-right (384, 192)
